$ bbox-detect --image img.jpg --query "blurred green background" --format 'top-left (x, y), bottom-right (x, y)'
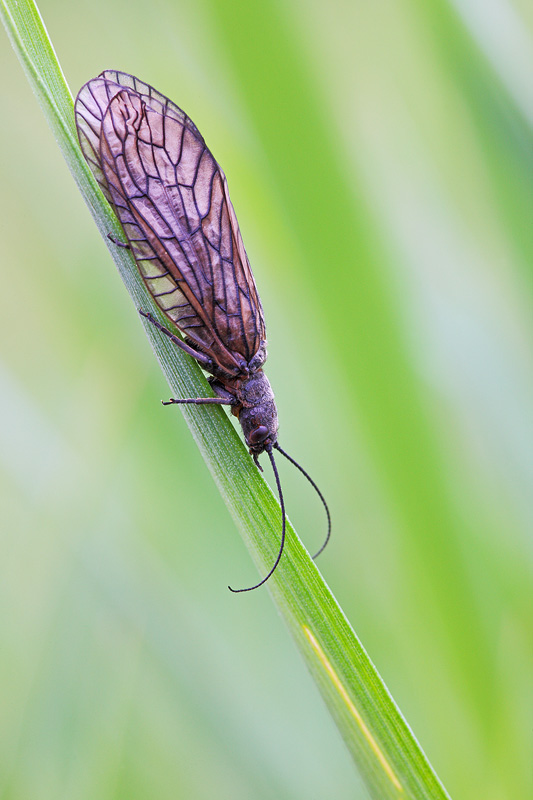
top-left (1, 0), bottom-right (533, 797)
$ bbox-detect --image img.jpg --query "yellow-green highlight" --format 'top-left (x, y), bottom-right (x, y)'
top-left (303, 625), bottom-right (404, 795)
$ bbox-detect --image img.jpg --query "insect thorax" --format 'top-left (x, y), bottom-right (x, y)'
top-left (235, 370), bottom-right (279, 453)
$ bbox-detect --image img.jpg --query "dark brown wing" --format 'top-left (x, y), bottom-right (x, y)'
top-left (75, 72), bottom-right (266, 377)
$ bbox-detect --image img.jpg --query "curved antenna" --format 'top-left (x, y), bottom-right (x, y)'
top-left (273, 443), bottom-right (331, 559)
top-left (228, 447), bottom-right (286, 593)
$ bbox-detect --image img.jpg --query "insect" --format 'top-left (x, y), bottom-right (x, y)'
top-left (75, 70), bottom-right (330, 592)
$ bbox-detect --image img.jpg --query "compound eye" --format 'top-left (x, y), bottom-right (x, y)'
top-left (249, 425), bottom-right (269, 445)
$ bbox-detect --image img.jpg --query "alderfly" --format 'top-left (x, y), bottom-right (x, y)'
top-left (75, 71), bottom-right (330, 592)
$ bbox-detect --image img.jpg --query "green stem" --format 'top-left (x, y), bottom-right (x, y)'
top-left (1, 1), bottom-right (452, 797)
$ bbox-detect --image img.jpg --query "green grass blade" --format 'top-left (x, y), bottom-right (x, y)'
top-left (1, 1), bottom-right (452, 797)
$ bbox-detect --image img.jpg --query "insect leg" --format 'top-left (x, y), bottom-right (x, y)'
top-left (162, 397), bottom-right (233, 406)
top-left (107, 233), bottom-right (130, 248)
top-left (208, 378), bottom-right (237, 404)
top-left (139, 310), bottom-right (213, 370)
top-left (162, 379), bottom-right (236, 407)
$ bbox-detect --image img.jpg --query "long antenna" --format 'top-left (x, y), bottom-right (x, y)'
top-left (273, 443), bottom-right (331, 559)
top-left (228, 447), bottom-right (286, 593)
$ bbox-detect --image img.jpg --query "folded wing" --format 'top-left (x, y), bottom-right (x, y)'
top-left (75, 71), bottom-right (266, 377)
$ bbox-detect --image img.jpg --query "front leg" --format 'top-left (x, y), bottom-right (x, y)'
top-left (163, 379), bottom-right (237, 408)
top-left (162, 396), bottom-right (233, 406)
top-left (208, 378), bottom-right (238, 405)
